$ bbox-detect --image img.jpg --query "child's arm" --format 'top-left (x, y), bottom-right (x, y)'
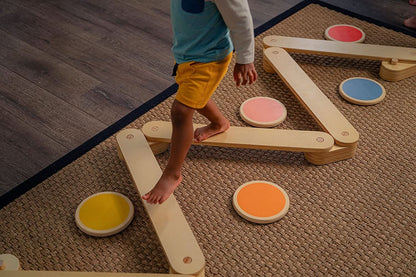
top-left (213, 0), bottom-right (257, 86)
top-left (233, 62), bottom-right (257, 87)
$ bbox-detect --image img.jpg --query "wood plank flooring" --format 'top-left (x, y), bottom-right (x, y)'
top-left (1, 0), bottom-right (415, 197)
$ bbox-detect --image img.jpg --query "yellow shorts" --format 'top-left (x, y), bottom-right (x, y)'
top-left (175, 52), bottom-right (232, 109)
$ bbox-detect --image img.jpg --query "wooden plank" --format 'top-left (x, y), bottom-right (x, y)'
top-left (8, 0), bottom-right (174, 78)
top-left (0, 64), bottom-right (106, 148)
top-left (0, 29), bottom-right (130, 122)
top-left (0, 108), bottom-right (69, 191)
top-left (121, 0), bottom-right (171, 16)
top-left (0, 5), bottom-right (172, 101)
top-left (263, 36), bottom-right (416, 63)
top-left (318, 0), bottom-right (416, 36)
top-left (1, 271), bottom-right (192, 277)
top-left (88, 0), bottom-right (174, 77)
top-left (0, 28), bottom-right (102, 96)
top-left (3, 0), bottom-right (109, 43)
top-left (245, 0), bottom-right (299, 27)
top-left (142, 121), bottom-right (334, 152)
top-left (116, 129), bottom-right (205, 276)
top-left (263, 47), bottom-right (359, 146)
top-left (0, 0), bottom-right (18, 17)
top-left (0, 158), bottom-right (27, 195)
top-left (83, 0), bottom-right (173, 44)
top-left (0, 29), bottom-right (143, 124)
top-left (66, 0), bottom-right (173, 76)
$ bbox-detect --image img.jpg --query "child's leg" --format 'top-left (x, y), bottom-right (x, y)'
top-left (404, 15), bottom-right (416, 28)
top-left (142, 99), bottom-right (195, 204)
top-left (406, 0), bottom-right (416, 28)
top-left (194, 99), bottom-right (230, 143)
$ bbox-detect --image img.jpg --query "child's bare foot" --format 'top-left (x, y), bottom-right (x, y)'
top-left (142, 174), bottom-right (182, 204)
top-left (194, 119), bottom-right (230, 143)
top-left (404, 15), bottom-right (416, 28)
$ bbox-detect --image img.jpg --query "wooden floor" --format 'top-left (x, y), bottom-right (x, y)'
top-left (1, 0), bottom-right (415, 197)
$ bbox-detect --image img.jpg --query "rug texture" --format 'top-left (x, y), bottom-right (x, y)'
top-left (1, 3), bottom-right (415, 276)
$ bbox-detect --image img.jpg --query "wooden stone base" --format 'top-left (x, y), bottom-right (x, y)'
top-left (304, 143), bottom-right (357, 165)
top-left (379, 61), bottom-right (416, 81)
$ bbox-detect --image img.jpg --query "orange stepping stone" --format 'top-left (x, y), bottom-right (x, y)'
top-left (233, 181), bottom-right (289, 224)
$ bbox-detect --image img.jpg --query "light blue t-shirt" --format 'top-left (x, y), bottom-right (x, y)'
top-left (171, 0), bottom-right (233, 64)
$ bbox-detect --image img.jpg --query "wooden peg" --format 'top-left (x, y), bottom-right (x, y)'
top-left (390, 58), bottom-right (399, 65)
top-left (380, 61), bottom-right (416, 81)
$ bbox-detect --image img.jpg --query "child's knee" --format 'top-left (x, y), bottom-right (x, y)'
top-left (171, 100), bottom-right (194, 124)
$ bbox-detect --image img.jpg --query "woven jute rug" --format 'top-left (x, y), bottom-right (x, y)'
top-left (1, 3), bottom-right (415, 276)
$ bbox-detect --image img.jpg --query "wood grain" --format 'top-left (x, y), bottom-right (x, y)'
top-left (116, 128), bottom-right (205, 276)
top-left (142, 121), bottom-right (334, 152)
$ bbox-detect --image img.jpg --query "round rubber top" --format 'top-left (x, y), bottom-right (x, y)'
top-left (240, 97), bottom-right (287, 127)
top-left (339, 77), bottom-right (386, 105)
top-left (325, 24), bottom-right (365, 43)
top-left (75, 192), bottom-right (134, 237)
top-left (233, 181), bottom-right (289, 224)
top-left (0, 254), bottom-right (20, 271)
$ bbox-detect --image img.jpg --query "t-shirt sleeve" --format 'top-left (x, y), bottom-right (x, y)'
top-left (213, 0), bottom-right (255, 64)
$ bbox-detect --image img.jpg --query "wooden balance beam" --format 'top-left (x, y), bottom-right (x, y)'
top-left (263, 47), bottom-right (359, 164)
top-left (263, 47), bottom-right (359, 146)
top-left (142, 121), bottom-right (334, 153)
top-left (116, 129), bottom-right (205, 277)
top-left (263, 36), bottom-right (416, 81)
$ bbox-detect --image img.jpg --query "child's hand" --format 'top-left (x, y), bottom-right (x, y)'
top-left (233, 63), bottom-right (257, 87)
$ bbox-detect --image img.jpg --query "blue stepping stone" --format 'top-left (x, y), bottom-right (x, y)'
top-left (339, 77), bottom-right (385, 105)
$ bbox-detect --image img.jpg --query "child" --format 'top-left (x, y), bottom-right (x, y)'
top-left (404, 0), bottom-right (416, 29)
top-left (143, 0), bottom-right (258, 204)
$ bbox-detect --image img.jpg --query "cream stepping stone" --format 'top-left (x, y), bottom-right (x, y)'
top-left (142, 121), bottom-right (334, 153)
top-left (116, 129), bottom-right (205, 276)
top-left (0, 254), bottom-right (20, 271)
